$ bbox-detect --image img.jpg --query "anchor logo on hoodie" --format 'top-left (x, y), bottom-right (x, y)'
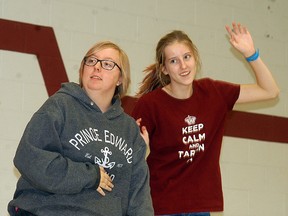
top-left (95, 147), bottom-right (116, 169)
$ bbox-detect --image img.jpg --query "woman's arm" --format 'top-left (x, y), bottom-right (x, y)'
top-left (225, 22), bottom-right (280, 104)
top-left (14, 108), bottom-right (100, 194)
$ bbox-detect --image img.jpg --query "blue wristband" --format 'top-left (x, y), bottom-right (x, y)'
top-left (246, 49), bottom-right (259, 62)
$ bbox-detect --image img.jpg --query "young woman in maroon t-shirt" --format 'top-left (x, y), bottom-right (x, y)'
top-left (132, 22), bottom-right (279, 216)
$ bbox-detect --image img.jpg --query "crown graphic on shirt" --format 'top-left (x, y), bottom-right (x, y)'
top-left (185, 115), bottom-right (196, 125)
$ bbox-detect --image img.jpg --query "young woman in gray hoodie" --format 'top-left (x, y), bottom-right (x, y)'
top-left (8, 41), bottom-right (153, 216)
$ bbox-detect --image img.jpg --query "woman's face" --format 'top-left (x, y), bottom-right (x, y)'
top-left (82, 48), bottom-right (122, 95)
top-left (162, 42), bottom-right (197, 87)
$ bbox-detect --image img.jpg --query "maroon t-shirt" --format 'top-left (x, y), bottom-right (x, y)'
top-left (132, 78), bottom-right (240, 214)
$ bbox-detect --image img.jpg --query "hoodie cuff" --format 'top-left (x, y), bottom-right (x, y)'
top-left (93, 165), bottom-right (101, 189)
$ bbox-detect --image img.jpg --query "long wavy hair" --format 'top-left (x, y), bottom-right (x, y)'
top-left (136, 30), bottom-right (201, 97)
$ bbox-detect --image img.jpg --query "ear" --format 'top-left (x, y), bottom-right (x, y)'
top-left (161, 65), bottom-right (168, 75)
top-left (116, 79), bottom-right (122, 86)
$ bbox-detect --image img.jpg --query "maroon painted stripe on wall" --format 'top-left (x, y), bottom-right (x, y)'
top-left (0, 19), bottom-right (68, 96)
top-left (225, 110), bottom-right (288, 143)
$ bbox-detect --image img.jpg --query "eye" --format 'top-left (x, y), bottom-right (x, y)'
top-left (86, 57), bottom-right (97, 65)
top-left (102, 60), bottom-right (115, 69)
top-left (169, 58), bottom-right (178, 64)
top-left (184, 54), bottom-right (191, 60)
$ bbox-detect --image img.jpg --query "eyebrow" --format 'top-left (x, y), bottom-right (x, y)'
top-left (167, 52), bottom-right (192, 61)
top-left (89, 55), bottom-right (117, 62)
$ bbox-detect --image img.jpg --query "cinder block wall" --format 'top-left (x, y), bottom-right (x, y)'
top-left (0, 0), bottom-right (287, 215)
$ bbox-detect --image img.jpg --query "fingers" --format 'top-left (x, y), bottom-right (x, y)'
top-left (141, 126), bottom-right (149, 140)
top-left (97, 187), bottom-right (105, 196)
top-left (136, 118), bottom-right (149, 143)
top-left (141, 126), bottom-right (150, 159)
top-left (97, 166), bottom-right (114, 196)
top-left (140, 125), bottom-right (149, 146)
top-left (225, 25), bottom-right (232, 35)
top-left (136, 118), bottom-right (147, 137)
top-left (141, 125), bottom-right (148, 138)
top-left (225, 22), bottom-right (248, 45)
top-left (136, 118), bottom-right (142, 126)
top-left (229, 22), bottom-right (247, 35)
top-left (233, 22), bottom-right (240, 34)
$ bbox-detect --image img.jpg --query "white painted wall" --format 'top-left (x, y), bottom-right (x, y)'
top-left (0, 0), bottom-right (287, 215)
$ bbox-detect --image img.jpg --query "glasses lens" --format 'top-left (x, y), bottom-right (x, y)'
top-left (102, 60), bottom-right (115, 70)
top-left (84, 57), bottom-right (120, 71)
top-left (85, 57), bottom-right (97, 66)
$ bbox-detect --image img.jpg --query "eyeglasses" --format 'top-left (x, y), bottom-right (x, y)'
top-left (84, 56), bottom-right (122, 72)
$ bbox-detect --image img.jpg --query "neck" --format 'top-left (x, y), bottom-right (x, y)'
top-left (163, 84), bottom-right (193, 99)
top-left (94, 96), bottom-right (112, 113)
top-left (84, 88), bottom-right (113, 113)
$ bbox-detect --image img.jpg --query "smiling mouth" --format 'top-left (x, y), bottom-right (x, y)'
top-left (180, 71), bottom-right (190, 76)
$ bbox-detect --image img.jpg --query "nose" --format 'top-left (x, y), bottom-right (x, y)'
top-left (94, 61), bottom-right (101, 71)
top-left (179, 59), bottom-right (187, 69)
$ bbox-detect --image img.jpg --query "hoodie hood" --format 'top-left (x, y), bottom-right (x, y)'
top-left (57, 82), bottom-right (124, 120)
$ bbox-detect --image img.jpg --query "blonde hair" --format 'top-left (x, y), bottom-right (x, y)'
top-left (79, 41), bottom-right (131, 98)
top-left (136, 30), bottom-right (201, 97)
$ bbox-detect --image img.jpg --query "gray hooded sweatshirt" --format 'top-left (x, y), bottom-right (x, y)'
top-left (8, 82), bottom-right (153, 216)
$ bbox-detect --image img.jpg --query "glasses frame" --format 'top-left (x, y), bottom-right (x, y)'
top-left (84, 56), bottom-right (122, 72)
